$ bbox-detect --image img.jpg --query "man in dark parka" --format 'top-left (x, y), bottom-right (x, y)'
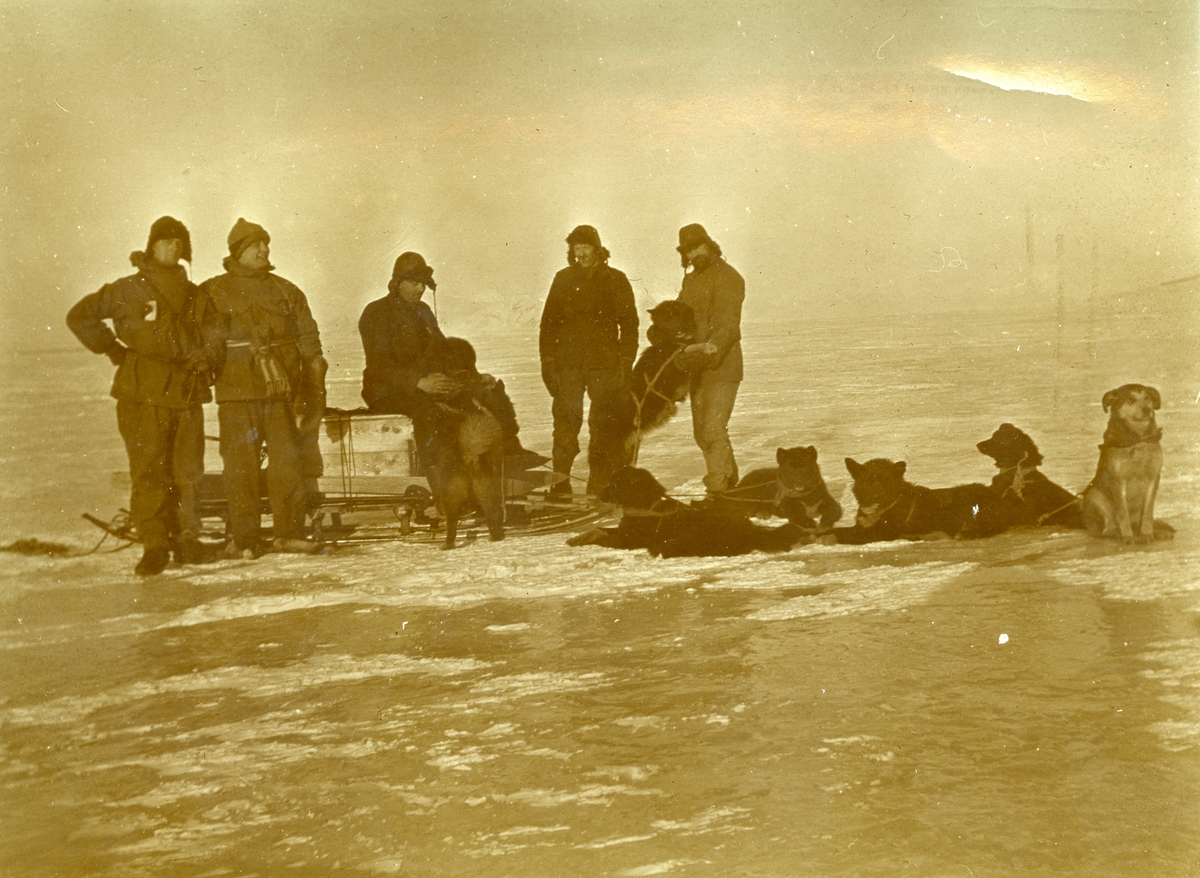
top-left (359, 252), bottom-right (524, 454)
top-left (67, 216), bottom-right (220, 575)
top-left (201, 218), bottom-right (327, 557)
top-left (360, 252), bottom-right (451, 425)
top-left (539, 225), bottom-right (639, 496)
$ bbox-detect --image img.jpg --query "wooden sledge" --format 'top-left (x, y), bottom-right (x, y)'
top-left (89, 409), bottom-right (608, 549)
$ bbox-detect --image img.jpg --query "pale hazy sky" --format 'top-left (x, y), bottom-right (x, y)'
top-left (3, 0), bottom-right (1196, 349)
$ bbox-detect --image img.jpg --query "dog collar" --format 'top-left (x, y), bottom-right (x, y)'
top-left (1100, 425), bottom-right (1163, 449)
top-left (856, 496), bottom-right (903, 528)
top-left (775, 481), bottom-right (824, 504)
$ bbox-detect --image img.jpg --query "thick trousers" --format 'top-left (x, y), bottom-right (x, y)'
top-left (218, 400), bottom-right (307, 546)
top-left (550, 363), bottom-right (630, 495)
top-left (689, 375), bottom-right (740, 493)
top-left (115, 400), bottom-right (205, 550)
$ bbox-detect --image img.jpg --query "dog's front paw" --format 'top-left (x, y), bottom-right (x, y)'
top-left (1152, 520), bottom-right (1176, 541)
top-left (1134, 523), bottom-right (1163, 544)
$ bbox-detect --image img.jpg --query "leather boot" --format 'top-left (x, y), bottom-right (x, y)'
top-left (135, 546), bottom-right (170, 576)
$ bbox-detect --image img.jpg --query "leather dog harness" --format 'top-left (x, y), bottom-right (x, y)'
top-left (627, 349), bottom-right (686, 465)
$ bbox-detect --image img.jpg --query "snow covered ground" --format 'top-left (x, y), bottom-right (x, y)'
top-left (2, 301), bottom-right (1198, 876)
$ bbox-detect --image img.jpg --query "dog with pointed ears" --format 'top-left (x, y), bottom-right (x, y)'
top-left (567, 465), bottom-right (804, 557)
top-left (714, 445), bottom-right (843, 532)
top-left (1081, 383), bottom-right (1168, 542)
top-left (832, 458), bottom-right (994, 544)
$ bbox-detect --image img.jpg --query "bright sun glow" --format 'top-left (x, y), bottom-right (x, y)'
top-left (938, 59), bottom-right (1123, 104)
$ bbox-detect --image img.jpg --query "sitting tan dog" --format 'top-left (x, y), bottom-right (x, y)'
top-left (1081, 383), bottom-right (1165, 543)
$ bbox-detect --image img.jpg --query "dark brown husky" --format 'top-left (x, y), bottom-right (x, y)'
top-left (716, 446), bottom-right (842, 532)
top-left (833, 458), bottom-right (994, 544)
top-left (618, 300), bottom-right (697, 460)
top-left (419, 338), bottom-right (507, 549)
top-left (568, 465), bottom-right (804, 558)
top-left (974, 423), bottom-right (1083, 531)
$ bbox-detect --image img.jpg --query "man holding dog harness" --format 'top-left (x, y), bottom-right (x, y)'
top-left (539, 225), bottom-right (639, 497)
top-left (67, 216), bottom-right (220, 575)
top-left (202, 218), bottom-right (327, 557)
top-left (674, 223), bottom-right (744, 495)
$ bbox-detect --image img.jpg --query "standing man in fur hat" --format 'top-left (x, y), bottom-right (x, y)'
top-left (674, 223), bottom-right (744, 495)
top-left (201, 218), bottom-right (327, 557)
top-left (539, 225), bottom-right (639, 497)
top-left (67, 216), bottom-right (220, 575)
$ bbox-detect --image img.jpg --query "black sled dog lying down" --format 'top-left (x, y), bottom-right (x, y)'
top-left (713, 445), bottom-right (843, 532)
top-left (1081, 383), bottom-right (1172, 543)
top-left (974, 423), bottom-right (1084, 532)
top-left (567, 466), bottom-right (804, 558)
top-left (832, 458), bottom-right (995, 545)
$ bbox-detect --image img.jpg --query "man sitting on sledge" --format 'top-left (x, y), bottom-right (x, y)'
top-left (357, 252), bottom-right (534, 464)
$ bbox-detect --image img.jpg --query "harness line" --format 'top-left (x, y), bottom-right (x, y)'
top-left (628, 348), bottom-right (684, 467)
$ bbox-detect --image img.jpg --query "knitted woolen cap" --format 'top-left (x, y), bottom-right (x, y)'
top-left (227, 217), bottom-right (270, 259)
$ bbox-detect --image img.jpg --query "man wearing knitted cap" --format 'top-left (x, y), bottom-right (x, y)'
top-left (539, 225), bottom-right (639, 496)
top-left (201, 218), bottom-right (327, 557)
top-left (359, 252), bottom-right (527, 454)
top-left (67, 216), bottom-right (221, 575)
top-left (674, 223), bottom-right (744, 494)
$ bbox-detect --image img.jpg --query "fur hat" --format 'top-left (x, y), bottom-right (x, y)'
top-left (146, 216), bottom-right (192, 262)
top-left (676, 223), bottom-right (716, 254)
top-left (566, 224), bottom-right (603, 250)
top-left (565, 225), bottom-right (611, 266)
top-left (227, 217), bottom-right (270, 259)
top-left (390, 252), bottom-right (436, 290)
